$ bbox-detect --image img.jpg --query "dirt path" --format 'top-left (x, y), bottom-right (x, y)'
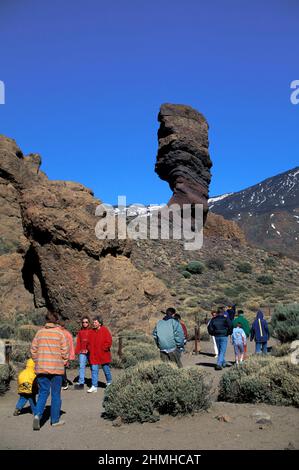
top-left (0, 339), bottom-right (298, 450)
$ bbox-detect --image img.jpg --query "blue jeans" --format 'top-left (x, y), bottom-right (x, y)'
top-left (35, 374), bottom-right (63, 424)
top-left (91, 364), bottom-right (112, 387)
top-left (16, 394), bottom-right (36, 414)
top-left (255, 341), bottom-right (268, 354)
top-left (215, 336), bottom-right (228, 367)
top-left (79, 353), bottom-right (89, 384)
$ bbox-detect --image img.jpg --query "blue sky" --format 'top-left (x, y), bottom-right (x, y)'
top-left (0, 0), bottom-right (298, 205)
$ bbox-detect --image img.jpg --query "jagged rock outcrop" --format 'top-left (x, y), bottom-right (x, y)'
top-left (155, 103), bottom-right (212, 223)
top-left (0, 136), bottom-right (172, 332)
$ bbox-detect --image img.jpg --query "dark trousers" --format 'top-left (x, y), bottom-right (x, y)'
top-left (160, 350), bottom-right (183, 368)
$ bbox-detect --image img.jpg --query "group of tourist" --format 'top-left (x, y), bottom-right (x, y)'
top-left (13, 310), bottom-right (112, 430)
top-left (153, 306), bottom-right (270, 371)
top-left (13, 304), bottom-right (270, 429)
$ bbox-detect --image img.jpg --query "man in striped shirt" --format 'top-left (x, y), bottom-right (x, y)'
top-left (30, 309), bottom-right (69, 430)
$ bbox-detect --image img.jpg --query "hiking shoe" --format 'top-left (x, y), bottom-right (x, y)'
top-left (87, 386), bottom-right (97, 393)
top-left (74, 383), bottom-right (84, 390)
top-left (13, 409), bottom-right (21, 416)
top-left (215, 365), bottom-right (222, 371)
top-left (51, 420), bottom-right (65, 427)
top-left (33, 415), bottom-right (40, 431)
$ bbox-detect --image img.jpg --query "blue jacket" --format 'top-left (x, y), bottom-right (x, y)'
top-left (250, 310), bottom-right (269, 343)
top-left (153, 316), bottom-right (185, 351)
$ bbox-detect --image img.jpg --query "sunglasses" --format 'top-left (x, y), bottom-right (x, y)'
top-left (82, 321), bottom-right (89, 324)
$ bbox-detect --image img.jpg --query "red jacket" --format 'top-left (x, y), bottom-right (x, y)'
top-left (88, 326), bottom-right (112, 365)
top-left (75, 328), bottom-right (91, 354)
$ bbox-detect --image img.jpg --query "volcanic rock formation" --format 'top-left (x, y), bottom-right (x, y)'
top-left (155, 103), bottom-right (212, 223)
top-left (0, 135), bottom-right (172, 332)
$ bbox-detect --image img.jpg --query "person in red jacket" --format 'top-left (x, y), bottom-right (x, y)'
top-left (74, 316), bottom-right (91, 389)
top-left (87, 316), bottom-right (112, 393)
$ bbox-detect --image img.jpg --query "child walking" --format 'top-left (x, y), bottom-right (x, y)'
top-left (13, 358), bottom-right (37, 416)
top-left (232, 323), bottom-right (246, 365)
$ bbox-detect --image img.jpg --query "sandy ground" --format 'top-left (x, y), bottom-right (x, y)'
top-left (0, 338), bottom-right (298, 450)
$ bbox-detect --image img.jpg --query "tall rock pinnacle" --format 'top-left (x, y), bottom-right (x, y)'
top-left (155, 103), bottom-right (212, 224)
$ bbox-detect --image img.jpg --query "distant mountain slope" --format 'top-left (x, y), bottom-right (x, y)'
top-left (209, 167), bottom-right (299, 259)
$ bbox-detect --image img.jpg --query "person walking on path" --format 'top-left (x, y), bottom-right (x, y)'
top-left (250, 310), bottom-right (270, 354)
top-left (153, 307), bottom-right (185, 368)
top-left (57, 319), bottom-right (75, 390)
top-left (13, 358), bottom-right (37, 416)
top-left (30, 310), bottom-right (69, 430)
top-left (74, 316), bottom-right (91, 389)
top-left (207, 306), bottom-right (232, 370)
top-left (233, 310), bottom-right (250, 359)
top-left (207, 311), bottom-right (218, 358)
top-left (87, 316), bottom-right (113, 393)
top-left (231, 323), bottom-right (246, 365)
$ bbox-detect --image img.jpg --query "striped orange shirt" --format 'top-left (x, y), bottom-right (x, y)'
top-left (30, 323), bottom-right (69, 375)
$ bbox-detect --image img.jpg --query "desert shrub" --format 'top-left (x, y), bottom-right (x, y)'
top-left (0, 323), bottom-right (15, 339)
top-left (182, 271), bottom-right (192, 279)
top-left (177, 264), bottom-right (188, 272)
top-left (212, 296), bottom-right (230, 306)
top-left (15, 313), bottom-right (30, 326)
top-left (186, 261), bottom-right (204, 275)
top-left (31, 310), bottom-right (46, 326)
top-left (218, 355), bottom-right (299, 407)
top-left (11, 342), bottom-right (31, 363)
top-left (224, 284), bottom-right (247, 298)
top-left (111, 340), bottom-right (159, 369)
top-left (236, 262), bottom-right (252, 274)
top-left (17, 325), bottom-right (39, 342)
top-left (0, 237), bottom-right (18, 255)
top-left (264, 257), bottom-right (277, 268)
top-left (256, 275), bottom-right (273, 285)
top-left (206, 258), bottom-right (225, 271)
top-left (271, 343), bottom-right (291, 357)
top-left (121, 330), bottom-right (154, 344)
top-left (0, 364), bottom-right (15, 396)
top-left (66, 320), bottom-right (80, 337)
top-left (103, 362), bottom-right (211, 423)
top-left (271, 303), bottom-right (299, 343)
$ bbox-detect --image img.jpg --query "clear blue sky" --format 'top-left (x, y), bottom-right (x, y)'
top-left (0, 0), bottom-right (298, 205)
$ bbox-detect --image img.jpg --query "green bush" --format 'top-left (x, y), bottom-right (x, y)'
top-left (103, 362), bottom-right (211, 423)
top-left (236, 262), bottom-right (252, 274)
top-left (0, 323), bottom-right (15, 339)
top-left (182, 271), bottom-right (192, 279)
top-left (111, 339), bottom-right (159, 369)
top-left (186, 261), bottom-right (205, 275)
top-left (264, 257), bottom-right (277, 268)
top-left (17, 325), bottom-right (39, 342)
top-left (11, 342), bottom-right (31, 363)
top-left (206, 258), bottom-right (225, 271)
top-left (271, 303), bottom-right (299, 343)
top-left (256, 275), bottom-right (273, 285)
top-left (0, 364), bottom-right (15, 395)
top-left (31, 310), bottom-right (46, 326)
top-left (15, 314), bottom-right (30, 326)
top-left (66, 320), bottom-right (80, 337)
top-left (271, 343), bottom-right (291, 357)
top-left (224, 284), bottom-right (247, 298)
top-left (218, 355), bottom-right (299, 407)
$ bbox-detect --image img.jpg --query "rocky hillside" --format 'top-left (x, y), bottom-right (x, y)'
top-left (209, 167), bottom-right (299, 260)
